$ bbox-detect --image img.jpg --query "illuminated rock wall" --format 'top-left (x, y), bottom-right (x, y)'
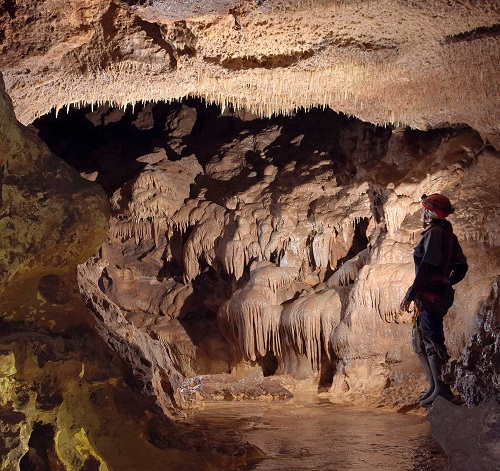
top-left (0, 77), bottom-right (259, 471)
top-left (39, 99), bottom-right (499, 408)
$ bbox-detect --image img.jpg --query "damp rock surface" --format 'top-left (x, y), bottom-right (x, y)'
top-left (429, 398), bottom-right (500, 471)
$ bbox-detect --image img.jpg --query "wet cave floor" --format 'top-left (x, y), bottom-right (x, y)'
top-left (186, 398), bottom-right (449, 471)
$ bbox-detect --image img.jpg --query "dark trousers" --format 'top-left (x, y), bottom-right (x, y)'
top-left (412, 288), bottom-right (454, 359)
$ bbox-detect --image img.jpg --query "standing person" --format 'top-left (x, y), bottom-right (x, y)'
top-left (400, 194), bottom-right (468, 406)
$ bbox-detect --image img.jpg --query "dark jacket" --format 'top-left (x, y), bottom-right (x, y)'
top-left (405, 219), bottom-right (468, 302)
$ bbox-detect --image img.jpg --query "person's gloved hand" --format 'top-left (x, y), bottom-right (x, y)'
top-left (400, 298), bottom-right (412, 312)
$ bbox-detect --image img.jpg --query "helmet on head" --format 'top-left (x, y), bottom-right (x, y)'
top-left (421, 193), bottom-right (454, 219)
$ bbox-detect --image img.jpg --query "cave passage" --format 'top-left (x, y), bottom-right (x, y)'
top-left (26, 98), bottom-right (468, 471)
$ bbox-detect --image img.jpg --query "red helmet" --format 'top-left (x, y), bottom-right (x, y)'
top-left (421, 194), bottom-right (454, 219)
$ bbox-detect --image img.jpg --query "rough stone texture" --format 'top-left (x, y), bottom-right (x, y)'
top-left (179, 371), bottom-right (294, 406)
top-left (0, 0), bottom-right (499, 139)
top-left (35, 100), bottom-right (498, 411)
top-left (429, 397), bottom-right (500, 471)
top-left (444, 277), bottom-right (500, 407)
top-left (0, 75), bottom-right (109, 297)
top-left (1, 0), bottom-right (500, 462)
top-left (0, 77), bottom-right (263, 471)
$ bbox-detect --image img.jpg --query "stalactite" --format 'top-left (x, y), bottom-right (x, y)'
top-left (281, 288), bottom-right (342, 371)
top-left (107, 157), bottom-right (202, 246)
top-left (109, 218), bottom-right (157, 245)
top-left (352, 263), bottom-right (414, 322)
top-left (12, 27), bottom-right (499, 130)
top-left (312, 232), bottom-right (332, 270)
top-left (218, 265), bottom-right (300, 361)
top-left (384, 194), bottom-right (414, 238)
top-left (218, 287), bottom-right (282, 361)
top-left (264, 266), bottom-right (299, 294)
top-left (180, 202), bottom-right (227, 281)
top-left (326, 249), bottom-right (369, 287)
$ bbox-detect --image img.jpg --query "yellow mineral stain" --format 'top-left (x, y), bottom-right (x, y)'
top-left (56, 428), bottom-right (110, 471)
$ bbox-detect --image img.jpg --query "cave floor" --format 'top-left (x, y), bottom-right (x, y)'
top-left (187, 397), bottom-right (448, 471)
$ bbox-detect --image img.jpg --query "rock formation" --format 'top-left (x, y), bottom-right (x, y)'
top-left (430, 278), bottom-right (500, 468)
top-left (1, 0), bottom-right (500, 139)
top-left (429, 397), bottom-right (500, 471)
top-left (1, 0), bottom-right (500, 469)
top-left (445, 277), bottom-right (500, 407)
top-left (0, 77), bottom-right (263, 471)
top-left (27, 98), bottom-right (500, 412)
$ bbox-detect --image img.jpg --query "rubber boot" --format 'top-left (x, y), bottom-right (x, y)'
top-left (419, 354), bottom-right (454, 406)
top-left (417, 353), bottom-right (434, 402)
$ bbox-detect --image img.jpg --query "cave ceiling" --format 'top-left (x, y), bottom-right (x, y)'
top-left (0, 0), bottom-right (499, 140)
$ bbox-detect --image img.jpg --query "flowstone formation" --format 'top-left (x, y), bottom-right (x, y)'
top-left (30, 98), bottom-right (500, 412)
top-left (0, 78), bottom-right (263, 471)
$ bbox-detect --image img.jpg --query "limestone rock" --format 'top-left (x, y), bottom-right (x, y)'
top-left (0, 74), bottom-right (110, 297)
top-left (37, 99), bottom-right (500, 409)
top-left (165, 104), bottom-right (197, 138)
top-left (179, 371), bottom-right (293, 405)
top-left (0, 351), bottom-right (16, 378)
top-left (445, 277), bottom-right (500, 406)
top-left (1, 0), bottom-right (500, 139)
top-left (0, 75), bottom-right (263, 471)
top-left (429, 398), bottom-right (500, 471)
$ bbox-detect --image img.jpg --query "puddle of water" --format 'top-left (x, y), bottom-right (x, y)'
top-left (189, 398), bottom-right (447, 471)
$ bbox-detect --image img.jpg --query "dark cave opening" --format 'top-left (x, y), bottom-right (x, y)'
top-left (31, 98), bottom-right (392, 197)
top-left (318, 344), bottom-right (337, 393)
top-left (259, 350), bottom-right (279, 377)
top-left (19, 423), bottom-right (64, 471)
top-left (334, 216), bottom-right (370, 276)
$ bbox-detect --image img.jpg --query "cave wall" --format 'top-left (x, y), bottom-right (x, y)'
top-left (0, 76), bottom-right (264, 471)
top-left (3, 55), bottom-right (498, 420)
top-left (30, 97), bottom-right (500, 409)
top-left (2, 0), bottom-right (500, 468)
top-left (1, 84), bottom-right (499, 471)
